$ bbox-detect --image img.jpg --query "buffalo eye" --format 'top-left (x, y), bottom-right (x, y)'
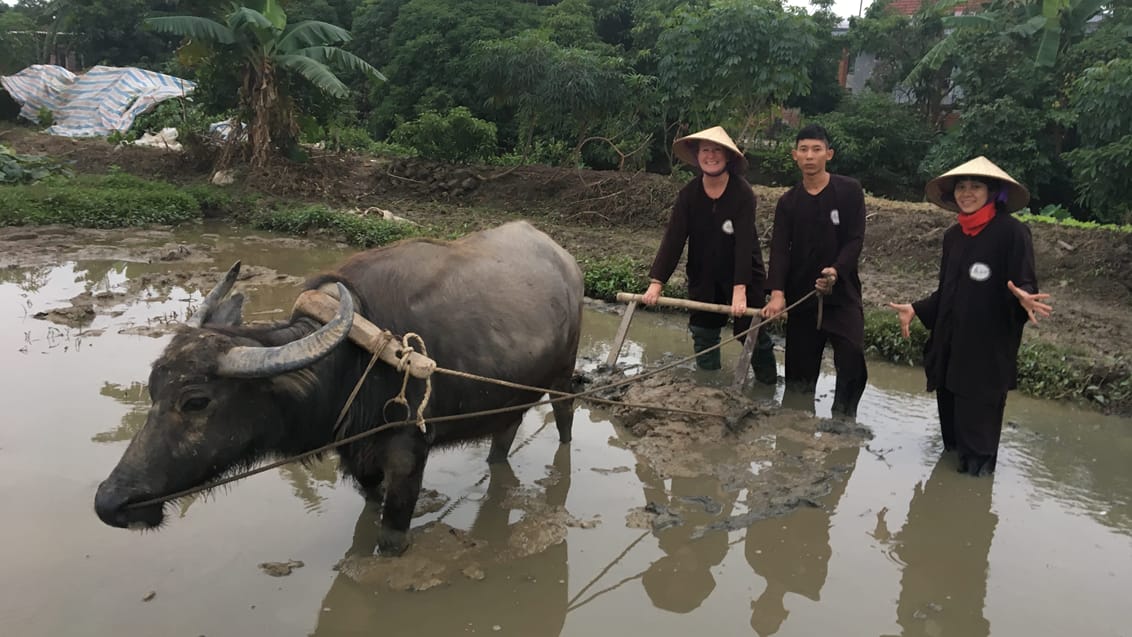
top-left (180, 396), bottom-right (211, 413)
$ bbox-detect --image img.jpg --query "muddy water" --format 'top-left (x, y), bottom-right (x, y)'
top-left (1, 225), bottom-right (1130, 637)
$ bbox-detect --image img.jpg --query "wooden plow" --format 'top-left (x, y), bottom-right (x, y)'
top-left (608, 292), bottom-right (764, 391)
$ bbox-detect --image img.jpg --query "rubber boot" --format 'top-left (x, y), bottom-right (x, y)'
top-left (689, 325), bottom-right (722, 371)
top-left (752, 330), bottom-right (777, 385)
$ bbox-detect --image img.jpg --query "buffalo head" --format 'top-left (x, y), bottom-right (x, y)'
top-left (94, 262), bottom-right (355, 529)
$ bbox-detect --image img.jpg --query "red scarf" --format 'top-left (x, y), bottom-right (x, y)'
top-left (958, 202), bottom-right (996, 236)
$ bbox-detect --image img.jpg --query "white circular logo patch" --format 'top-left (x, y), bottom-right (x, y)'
top-left (721, 219), bottom-right (734, 235)
top-left (969, 262), bottom-right (991, 281)
top-left (830, 209), bottom-right (840, 225)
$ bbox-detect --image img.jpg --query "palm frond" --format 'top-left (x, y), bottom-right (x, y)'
top-left (288, 46), bottom-right (387, 82)
top-left (277, 21), bottom-right (351, 53)
top-left (274, 54), bottom-right (351, 99)
top-left (145, 16), bottom-right (235, 45)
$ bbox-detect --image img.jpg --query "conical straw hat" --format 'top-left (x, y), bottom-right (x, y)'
top-left (925, 156), bottom-right (1030, 213)
top-left (672, 126), bottom-right (748, 173)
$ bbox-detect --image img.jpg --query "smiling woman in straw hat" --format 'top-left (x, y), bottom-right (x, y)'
top-left (641, 125), bottom-right (776, 382)
top-left (888, 156), bottom-right (1052, 476)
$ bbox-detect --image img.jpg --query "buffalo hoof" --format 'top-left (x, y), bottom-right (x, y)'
top-left (377, 528), bottom-right (410, 556)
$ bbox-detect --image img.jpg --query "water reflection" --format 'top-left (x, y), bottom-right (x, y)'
top-left (637, 469), bottom-right (735, 614)
top-left (746, 445), bottom-right (858, 635)
top-left (882, 456), bottom-right (996, 637)
top-left (311, 446), bottom-right (572, 636)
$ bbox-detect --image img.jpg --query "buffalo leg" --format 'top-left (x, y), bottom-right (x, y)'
top-left (487, 414), bottom-right (523, 464)
top-left (354, 469), bottom-right (385, 504)
top-left (377, 435), bottom-right (427, 555)
top-left (550, 374), bottom-right (575, 444)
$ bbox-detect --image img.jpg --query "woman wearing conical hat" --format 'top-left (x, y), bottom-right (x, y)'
top-left (889, 157), bottom-right (1052, 476)
top-left (642, 125), bottom-right (776, 382)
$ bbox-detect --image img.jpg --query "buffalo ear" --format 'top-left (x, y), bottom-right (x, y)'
top-left (207, 293), bottom-right (245, 326)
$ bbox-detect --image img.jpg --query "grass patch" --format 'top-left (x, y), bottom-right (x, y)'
top-left (862, 306), bottom-right (1131, 410)
top-left (578, 255), bottom-right (651, 301)
top-left (0, 172), bottom-right (201, 227)
top-left (243, 205), bottom-right (422, 248)
top-left (1017, 212), bottom-right (1132, 233)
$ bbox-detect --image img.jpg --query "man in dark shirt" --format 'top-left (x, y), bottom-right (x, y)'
top-left (644, 125), bottom-right (776, 382)
top-left (762, 125), bottom-right (867, 418)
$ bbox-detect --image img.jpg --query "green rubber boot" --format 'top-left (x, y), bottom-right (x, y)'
top-left (689, 325), bottom-right (722, 370)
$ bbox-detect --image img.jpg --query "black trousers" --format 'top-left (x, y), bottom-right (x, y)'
top-left (784, 309), bottom-right (867, 417)
top-left (936, 386), bottom-right (1006, 460)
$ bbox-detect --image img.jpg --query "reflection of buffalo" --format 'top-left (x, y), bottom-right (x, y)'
top-left (746, 445), bottom-right (858, 636)
top-left (637, 465), bottom-right (736, 614)
top-left (95, 222), bottom-right (583, 554)
top-left (884, 457), bottom-right (996, 637)
top-left (312, 444), bottom-right (572, 636)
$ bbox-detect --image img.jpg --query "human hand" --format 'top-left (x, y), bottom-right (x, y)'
top-left (731, 285), bottom-right (747, 317)
top-left (761, 292), bottom-right (786, 320)
top-left (1007, 280), bottom-right (1052, 325)
top-left (887, 302), bottom-right (915, 339)
top-left (815, 267), bottom-right (838, 295)
top-left (642, 281), bottom-right (663, 306)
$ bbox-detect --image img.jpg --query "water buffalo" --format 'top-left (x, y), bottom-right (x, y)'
top-left (94, 221), bottom-right (584, 554)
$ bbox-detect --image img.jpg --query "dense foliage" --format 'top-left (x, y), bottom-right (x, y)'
top-left (1, 0), bottom-right (1130, 220)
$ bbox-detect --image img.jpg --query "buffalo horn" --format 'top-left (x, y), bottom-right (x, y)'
top-left (216, 282), bottom-right (355, 378)
top-left (188, 261), bottom-right (242, 327)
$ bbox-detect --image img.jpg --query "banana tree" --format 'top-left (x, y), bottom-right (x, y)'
top-left (146, 0), bottom-right (385, 167)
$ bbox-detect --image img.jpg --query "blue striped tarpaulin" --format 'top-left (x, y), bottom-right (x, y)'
top-left (1, 64), bottom-right (196, 138)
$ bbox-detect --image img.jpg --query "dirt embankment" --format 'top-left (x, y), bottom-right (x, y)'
top-left (3, 125), bottom-right (1129, 389)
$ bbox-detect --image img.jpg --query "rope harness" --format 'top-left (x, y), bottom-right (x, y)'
top-left (126, 289), bottom-right (820, 509)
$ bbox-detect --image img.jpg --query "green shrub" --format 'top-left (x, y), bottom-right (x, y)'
top-left (1, 145), bottom-right (71, 184)
top-left (36, 106), bottom-right (53, 128)
top-left (0, 175), bottom-right (200, 227)
top-left (389, 107), bottom-right (498, 163)
top-left (579, 255), bottom-right (649, 301)
top-left (247, 205), bottom-right (421, 247)
top-left (863, 307), bottom-right (929, 366)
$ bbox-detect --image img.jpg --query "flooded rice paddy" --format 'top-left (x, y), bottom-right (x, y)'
top-left (1, 223), bottom-right (1130, 636)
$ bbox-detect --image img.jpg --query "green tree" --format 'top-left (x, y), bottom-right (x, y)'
top-left (655, 0), bottom-right (818, 143)
top-left (849, 0), bottom-right (957, 130)
top-left (351, 0), bottom-right (540, 138)
top-left (0, 10), bottom-right (39, 73)
top-left (813, 91), bottom-right (934, 199)
top-left (146, 0), bottom-right (385, 167)
top-left (1064, 58), bottom-right (1132, 223)
top-left (473, 32), bottom-right (630, 158)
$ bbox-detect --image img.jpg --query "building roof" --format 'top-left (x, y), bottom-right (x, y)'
top-left (885, 0), bottom-right (986, 16)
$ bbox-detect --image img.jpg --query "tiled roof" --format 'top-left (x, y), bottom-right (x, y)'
top-left (885, 0), bottom-right (986, 16)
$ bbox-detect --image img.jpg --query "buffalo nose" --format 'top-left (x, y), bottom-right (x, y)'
top-left (94, 480), bottom-right (130, 528)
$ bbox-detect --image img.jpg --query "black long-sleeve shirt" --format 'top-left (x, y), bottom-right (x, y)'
top-left (649, 175), bottom-right (767, 305)
top-left (911, 213), bottom-right (1038, 399)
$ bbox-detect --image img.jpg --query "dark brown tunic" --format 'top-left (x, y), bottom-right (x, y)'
top-left (649, 174), bottom-right (767, 307)
top-left (766, 174), bottom-right (866, 346)
top-left (911, 213), bottom-right (1038, 400)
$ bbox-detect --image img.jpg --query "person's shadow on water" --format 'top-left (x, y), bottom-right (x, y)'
top-left (310, 444), bottom-right (572, 637)
top-left (636, 462), bottom-right (737, 615)
top-left (745, 445), bottom-right (859, 636)
top-left (880, 456), bottom-right (997, 637)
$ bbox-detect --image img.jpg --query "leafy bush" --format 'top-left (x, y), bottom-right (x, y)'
top-left (246, 206), bottom-right (420, 247)
top-left (389, 107), bottom-right (498, 163)
top-left (579, 255), bottom-right (649, 301)
top-left (745, 138), bottom-right (799, 186)
top-left (863, 308), bottom-right (929, 366)
top-left (812, 92), bottom-right (934, 200)
top-left (128, 98), bottom-right (215, 142)
top-left (1, 145), bottom-right (72, 184)
top-left (0, 174), bottom-right (200, 227)
top-left (36, 106), bottom-right (53, 128)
